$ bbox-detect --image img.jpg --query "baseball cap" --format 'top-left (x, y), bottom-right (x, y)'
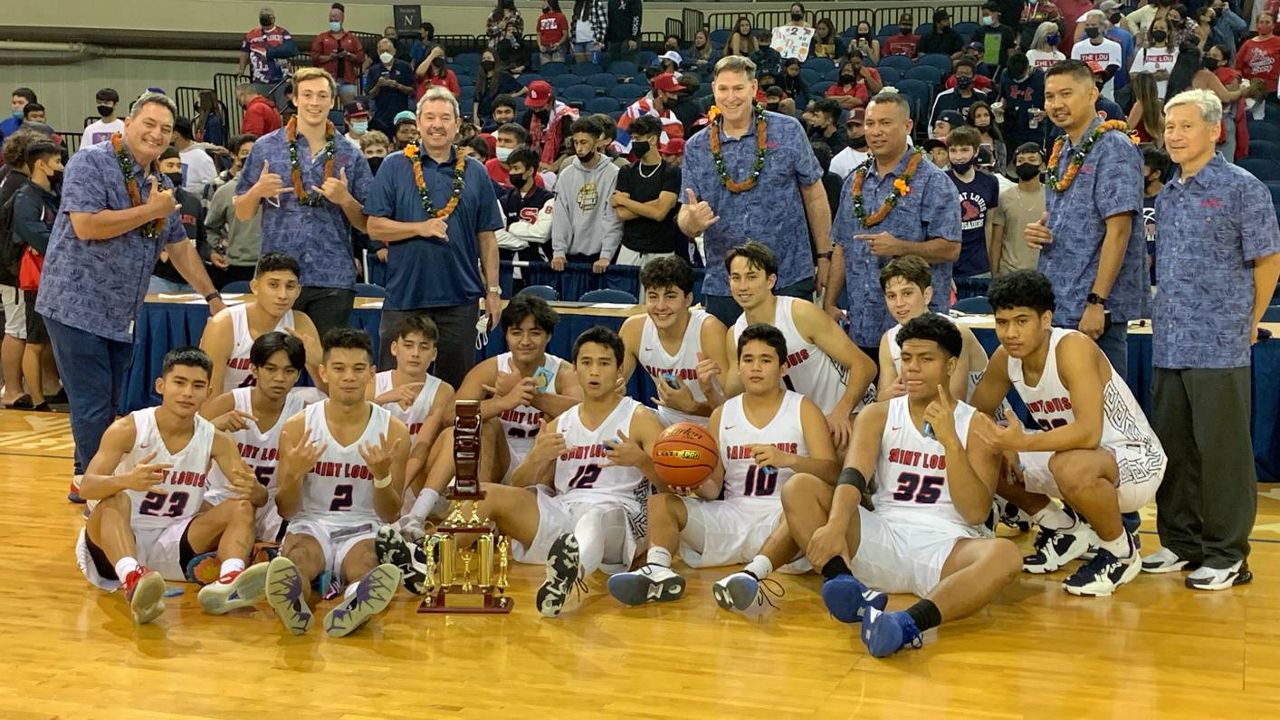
top-left (394, 110), bottom-right (417, 126)
top-left (526, 80), bottom-right (553, 109)
top-left (846, 107), bottom-right (866, 127)
top-left (923, 138), bottom-right (947, 152)
top-left (657, 50), bottom-right (683, 66)
top-left (933, 9), bottom-right (951, 22)
top-left (660, 138), bottom-right (685, 156)
top-left (652, 72), bottom-right (686, 94)
top-left (937, 110), bottom-right (965, 127)
top-left (344, 99), bottom-right (370, 117)
top-left (1099, 0), bottom-right (1122, 11)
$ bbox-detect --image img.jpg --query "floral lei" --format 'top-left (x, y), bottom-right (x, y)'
top-left (1044, 120), bottom-right (1133, 193)
top-left (851, 149), bottom-right (924, 228)
top-left (403, 143), bottom-right (467, 219)
top-left (111, 134), bottom-right (166, 239)
top-left (706, 103), bottom-right (768, 193)
top-left (286, 116), bottom-right (336, 206)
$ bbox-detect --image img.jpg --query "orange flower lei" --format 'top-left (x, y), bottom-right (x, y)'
top-left (851, 149), bottom-right (924, 228)
top-left (404, 143), bottom-right (467, 219)
top-left (1044, 120), bottom-right (1131, 193)
top-left (706, 103), bottom-right (769, 193)
top-left (286, 116), bottom-right (336, 206)
top-left (111, 133), bottom-right (165, 239)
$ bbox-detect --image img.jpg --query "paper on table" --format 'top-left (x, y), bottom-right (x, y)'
top-left (587, 302), bottom-right (634, 309)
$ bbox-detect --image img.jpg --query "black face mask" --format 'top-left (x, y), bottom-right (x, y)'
top-left (900, 26), bottom-right (913, 35)
top-left (49, 170), bottom-right (64, 186)
top-left (791, 11), bottom-right (803, 20)
top-left (577, 150), bottom-right (596, 163)
top-left (1110, 13), bottom-right (1123, 25)
top-left (165, 172), bottom-right (184, 188)
top-left (1151, 30), bottom-right (1168, 43)
top-left (368, 156), bottom-right (384, 175)
top-left (766, 102), bottom-right (780, 111)
top-left (1085, 27), bottom-right (1102, 39)
top-left (482, 60), bottom-right (496, 71)
top-left (1015, 163), bottom-right (1041, 181)
top-left (260, 14), bottom-right (273, 27)
top-left (956, 75), bottom-right (973, 89)
top-left (940, 24), bottom-right (952, 32)
top-left (632, 140), bottom-right (651, 158)
top-left (1204, 57), bottom-right (1220, 71)
top-left (840, 73), bottom-right (856, 84)
top-left (97, 105), bottom-right (115, 118)
top-left (849, 135), bottom-right (868, 150)
top-left (950, 158), bottom-right (975, 174)
top-left (509, 171), bottom-right (528, 186)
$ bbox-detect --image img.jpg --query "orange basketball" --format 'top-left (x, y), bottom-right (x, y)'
top-left (651, 422), bottom-right (719, 488)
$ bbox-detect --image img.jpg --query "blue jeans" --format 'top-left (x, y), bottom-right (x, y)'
top-left (44, 316), bottom-right (134, 475)
top-left (704, 276), bottom-right (817, 327)
top-left (1095, 322), bottom-right (1128, 383)
top-left (148, 276), bottom-right (194, 294)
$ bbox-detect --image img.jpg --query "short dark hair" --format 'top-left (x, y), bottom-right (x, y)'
top-left (812, 98), bottom-right (841, 123)
top-left (391, 313), bottom-right (439, 344)
top-left (953, 58), bottom-right (976, 73)
top-left (1045, 59), bottom-right (1093, 84)
top-left (23, 139), bottom-right (61, 167)
top-left (96, 88), bottom-right (120, 103)
top-left (12, 88), bottom-right (37, 104)
top-left (572, 325), bottom-right (625, 365)
top-left (161, 346), bottom-right (213, 378)
top-left (321, 327), bottom-right (373, 361)
top-left (866, 91), bottom-right (911, 116)
top-left (173, 116), bottom-right (194, 140)
top-left (896, 313), bottom-right (962, 358)
top-left (724, 240), bottom-right (778, 277)
top-left (21, 103), bottom-right (44, 118)
top-left (250, 331), bottom-right (306, 371)
top-left (465, 136), bottom-right (490, 159)
top-left (1, 129), bottom-right (37, 167)
top-left (947, 125), bottom-right (982, 150)
top-left (502, 293), bottom-right (560, 334)
top-left (569, 116), bottom-right (603, 138)
top-left (640, 255), bottom-right (695, 295)
top-left (1141, 143), bottom-right (1171, 177)
top-left (496, 122), bottom-right (528, 144)
top-left (737, 323), bottom-right (787, 362)
top-left (507, 145), bottom-right (540, 170)
top-left (589, 113), bottom-right (617, 141)
top-left (331, 2), bottom-right (345, 11)
top-left (255, 252), bottom-right (301, 278)
top-left (629, 114), bottom-right (662, 139)
top-left (159, 146), bottom-right (181, 162)
top-left (989, 270), bottom-right (1057, 315)
top-left (880, 255), bottom-right (933, 291)
top-left (493, 93), bottom-right (517, 112)
top-left (228, 133), bottom-right (257, 154)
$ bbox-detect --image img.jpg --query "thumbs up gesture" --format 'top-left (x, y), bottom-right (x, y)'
top-left (1025, 210), bottom-right (1053, 251)
top-left (253, 159), bottom-right (292, 201)
top-left (145, 176), bottom-right (179, 220)
top-left (313, 166), bottom-right (353, 204)
top-left (682, 188), bottom-right (720, 236)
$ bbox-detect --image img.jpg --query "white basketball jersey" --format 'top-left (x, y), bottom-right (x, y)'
top-left (1007, 328), bottom-right (1161, 454)
top-left (552, 397), bottom-right (645, 500)
top-left (496, 352), bottom-right (562, 465)
top-left (717, 391), bottom-right (808, 503)
top-left (374, 370), bottom-right (444, 436)
top-left (118, 407), bottom-right (215, 531)
top-left (223, 303), bottom-right (296, 392)
top-left (732, 297), bottom-right (847, 414)
top-left (639, 309), bottom-right (712, 427)
top-left (206, 387), bottom-right (307, 524)
top-left (884, 314), bottom-right (986, 400)
top-left (872, 395), bottom-right (981, 529)
top-left (298, 401), bottom-right (391, 524)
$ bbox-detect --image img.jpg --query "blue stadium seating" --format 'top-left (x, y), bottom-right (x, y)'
top-left (551, 74), bottom-right (583, 90)
top-left (917, 53), bottom-right (954, 75)
top-left (561, 84), bottom-right (598, 104)
top-left (569, 62), bottom-right (603, 77)
top-left (1249, 139), bottom-right (1280, 160)
top-left (585, 97), bottom-right (622, 114)
top-left (516, 285), bottom-right (559, 301)
top-left (1239, 158), bottom-right (1280, 183)
top-left (877, 55), bottom-right (912, 74)
top-left (587, 73), bottom-right (620, 90)
top-left (606, 60), bottom-right (639, 77)
top-left (905, 65), bottom-right (943, 86)
top-left (580, 288), bottom-right (638, 304)
top-left (611, 84), bottom-right (648, 103)
top-left (539, 62), bottom-right (570, 77)
top-left (1249, 121), bottom-right (1280, 144)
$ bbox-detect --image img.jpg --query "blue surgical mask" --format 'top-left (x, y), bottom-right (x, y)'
top-left (11, 110), bottom-right (21, 120)
top-left (329, 21), bottom-right (342, 33)
top-left (981, 16), bottom-right (994, 26)
top-left (351, 120), bottom-right (368, 134)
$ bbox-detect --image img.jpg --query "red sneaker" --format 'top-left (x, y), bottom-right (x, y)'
top-left (121, 566), bottom-right (165, 624)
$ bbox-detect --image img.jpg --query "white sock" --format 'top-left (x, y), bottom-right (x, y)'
top-left (114, 556), bottom-right (140, 580)
top-left (646, 546), bottom-right (673, 568)
top-left (574, 512), bottom-right (605, 577)
top-left (409, 488), bottom-right (441, 521)
top-left (1032, 504), bottom-right (1076, 532)
top-left (744, 554), bottom-right (773, 580)
top-left (1096, 531), bottom-right (1133, 559)
top-left (219, 558), bottom-right (246, 578)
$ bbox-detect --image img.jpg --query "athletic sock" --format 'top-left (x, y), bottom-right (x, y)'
top-left (1031, 504), bottom-right (1077, 532)
top-left (1096, 531), bottom-right (1133, 559)
top-left (744, 554), bottom-right (773, 581)
top-left (220, 558), bottom-right (246, 578)
top-left (905, 598), bottom-right (942, 633)
top-left (646, 547), bottom-right (673, 568)
top-left (574, 512), bottom-right (605, 576)
top-left (409, 488), bottom-right (441, 521)
top-left (821, 556), bottom-right (852, 580)
top-left (115, 556), bottom-right (140, 581)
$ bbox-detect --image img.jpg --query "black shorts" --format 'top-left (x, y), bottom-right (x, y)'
top-left (23, 291), bottom-right (47, 344)
top-left (84, 521), bottom-right (198, 580)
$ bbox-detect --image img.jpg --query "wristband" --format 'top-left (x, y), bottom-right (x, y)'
top-left (816, 251), bottom-right (833, 260)
top-left (204, 291), bottom-right (222, 303)
top-left (373, 475), bottom-right (392, 489)
top-left (836, 467), bottom-right (869, 495)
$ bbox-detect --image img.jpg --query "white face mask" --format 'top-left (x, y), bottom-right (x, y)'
top-left (351, 120), bottom-right (369, 134)
top-left (380, 52), bottom-right (394, 64)
top-left (496, 146), bottom-right (514, 162)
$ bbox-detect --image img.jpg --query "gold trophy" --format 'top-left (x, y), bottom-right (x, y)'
top-left (418, 400), bottom-right (514, 613)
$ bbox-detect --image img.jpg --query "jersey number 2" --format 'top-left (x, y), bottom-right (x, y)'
top-left (330, 484), bottom-right (354, 512)
top-left (891, 473), bottom-right (944, 504)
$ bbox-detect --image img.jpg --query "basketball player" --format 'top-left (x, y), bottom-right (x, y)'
top-left (76, 347), bottom-right (269, 624)
top-left (267, 328), bottom-right (410, 636)
top-left (619, 255), bottom-right (729, 427)
top-left (200, 252), bottom-right (323, 395)
top-left (782, 314), bottom-right (1022, 657)
top-left (723, 242), bottom-right (876, 448)
top-left (608, 324), bottom-right (839, 613)
top-left (474, 326), bottom-right (663, 617)
top-left (970, 271), bottom-right (1166, 596)
top-left (202, 332), bottom-right (312, 545)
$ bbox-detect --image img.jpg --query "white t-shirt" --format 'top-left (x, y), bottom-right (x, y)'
top-left (179, 146), bottom-right (219, 197)
top-left (1025, 48), bottom-right (1066, 71)
top-left (831, 146), bottom-right (871, 180)
top-left (1071, 38), bottom-right (1125, 100)
top-left (80, 119), bottom-right (125, 150)
top-left (1131, 45), bottom-right (1179, 98)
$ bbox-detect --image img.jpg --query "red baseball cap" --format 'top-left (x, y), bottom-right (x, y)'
top-left (652, 72), bottom-right (686, 94)
top-left (526, 80), bottom-right (553, 109)
top-left (660, 138), bottom-right (685, 156)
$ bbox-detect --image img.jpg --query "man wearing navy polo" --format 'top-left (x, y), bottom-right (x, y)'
top-left (365, 87), bottom-right (504, 388)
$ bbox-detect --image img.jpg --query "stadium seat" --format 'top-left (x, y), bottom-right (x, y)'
top-left (606, 60), bottom-right (639, 77)
top-left (586, 97), bottom-right (622, 114)
top-left (611, 84), bottom-right (648, 103)
top-left (877, 55), bottom-right (912, 74)
top-left (917, 53), bottom-right (953, 76)
top-left (811, 81), bottom-right (834, 96)
top-left (539, 62), bottom-right (569, 77)
top-left (587, 72), bottom-right (620, 90)
top-left (1264, 305), bottom-right (1280, 322)
top-left (877, 24), bottom-right (900, 38)
top-left (952, 296), bottom-right (993, 314)
top-left (1239, 158), bottom-right (1280, 183)
top-left (915, 23), bottom-right (933, 36)
top-left (894, 78), bottom-right (933, 125)
top-left (800, 68), bottom-right (822, 85)
top-left (551, 74), bottom-right (583, 90)
top-left (1248, 121), bottom-right (1280, 144)
top-left (516, 285), bottom-right (559, 302)
top-left (561, 84), bottom-right (599, 104)
top-left (569, 62), bottom-right (603, 77)
top-left (634, 51), bottom-right (658, 67)
top-left (710, 29), bottom-right (731, 45)
top-left (580, 288), bottom-right (638, 304)
top-left (608, 110), bottom-right (624, 122)
top-left (802, 57), bottom-right (835, 73)
top-left (905, 65), bottom-right (943, 87)
top-left (1249, 139), bottom-right (1280, 160)
top-left (453, 53), bottom-right (482, 69)
top-left (876, 67), bottom-right (902, 86)
top-left (355, 283), bottom-right (386, 298)
top-left (517, 73), bottom-right (545, 87)
top-left (222, 281), bottom-right (251, 294)
top-left (954, 22), bottom-right (979, 43)
top-left (1266, 181), bottom-right (1280, 208)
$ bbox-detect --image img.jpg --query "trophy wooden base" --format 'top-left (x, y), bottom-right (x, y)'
top-left (417, 593), bottom-right (514, 614)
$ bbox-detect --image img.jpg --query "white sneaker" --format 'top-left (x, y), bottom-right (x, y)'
top-left (1141, 547), bottom-right (1195, 574)
top-left (607, 564), bottom-right (685, 606)
top-left (198, 563), bottom-right (269, 614)
top-left (1023, 524), bottom-right (1096, 574)
top-left (1185, 561), bottom-right (1252, 591)
top-left (712, 571), bottom-right (784, 613)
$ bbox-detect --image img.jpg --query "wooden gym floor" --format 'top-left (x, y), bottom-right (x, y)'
top-left (2, 409), bottom-right (1279, 719)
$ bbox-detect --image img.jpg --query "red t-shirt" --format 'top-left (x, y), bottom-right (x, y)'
top-left (485, 157), bottom-right (547, 189)
top-left (1235, 35), bottom-right (1280, 93)
top-left (417, 69), bottom-right (461, 100)
top-left (882, 33), bottom-right (920, 58)
top-left (537, 12), bottom-right (569, 47)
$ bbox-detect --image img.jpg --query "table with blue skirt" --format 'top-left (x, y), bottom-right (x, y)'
top-left (125, 297), bottom-right (1280, 482)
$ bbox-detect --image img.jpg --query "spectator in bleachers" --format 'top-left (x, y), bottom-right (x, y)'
top-left (619, 72), bottom-right (686, 143)
top-left (932, 110), bottom-right (964, 140)
top-left (1165, 5), bottom-right (1193, 48)
top-left (488, 123), bottom-right (546, 189)
top-left (238, 6), bottom-right (296, 111)
top-left (1017, 1), bottom-right (1063, 52)
top-left (570, 0), bottom-right (606, 65)
top-left (551, 117), bottom-right (622, 274)
top-left (205, 132), bottom-right (256, 201)
top-left (1207, 1), bottom-right (1248, 60)
top-left (656, 51), bottom-right (683, 75)
top-left (393, 110), bottom-right (420, 150)
top-left (1236, 12), bottom-right (1279, 107)
top-left (849, 21), bottom-right (881, 65)
top-left (366, 39), bottom-right (417, 135)
top-left (1083, 2), bottom-right (1137, 92)
top-left (236, 83), bottom-right (282, 139)
top-left (612, 115), bottom-right (683, 268)
top-left (1131, 16), bottom-right (1178, 98)
top-left (487, 0), bottom-right (525, 51)
top-left (919, 9), bottom-right (964, 57)
top-left (149, 147), bottom-right (210, 293)
top-left (1027, 21), bottom-right (1068, 71)
top-left (0, 89), bottom-right (37, 147)
top-left (670, 75), bottom-right (709, 137)
top-left (826, 52), bottom-right (882, 111)
top-left (459, 136), bottom-right (493, 163)
top-left (206, 134), bottom-right (261, 289)
top-left (997, 52), bottom-right (1046, 153)
top-left (989, 142), bottom-right (1045, 275)
top-left (382, 25), bottom-right (412, 64)
top-left (22, 104), bottom-right (46, 126)
top-left (193, 91), bottom-right (227, 148)
top-left (605, 0), bottom-right (643, 62)
top-left (1207, 43), bottom-right (1249, 161)
top-left (810, 18), bottom-right (846, 60)
top-left (81, 89), bottom-right (124, 149)
top-left (883, 13), bottom-right (922, 59)
top-left (777, 58), bottom-right (811, 110)
top-left (974, 2), bottom-right (1018, 71)
top-left (418, 54), bottom-right (461, 102)
top-left (343, 99), bottom-right (371, 144)
top-left (930, 59), bottom-right (991, 132)
top-left (1167, 42), bottom-right (1244, 125)
top-left (359, 130), bottom-right (391, 159)
top-left (663, 34), bottom-right (685, 58)
top-left (496, 145), bottom-right (555, 274)
top-left (311, 2), bottom-right (366, 97)
top-left (11, 139), bottom-right (61, 411)
top-left (805, 98), bottom-right (850, 154)
top-left (173, 118), bottom-right (217, 198)
top-left (764, 86), bottom-right (789, 116)
top-left (538, 1), bottom-right (571, 65)
top-left (690, 28), bottom-right (717, 69)
top-left (830, 108), bottom-right (869, 178)
top-left (1121, 0), bottom-right (1165, 43)
top-left (944, 126), bottom-right (1000, 281)
top-left (473, 50), bottom-right (522, 128)
top-left (969, 100), bottom-right (1007, 171)
top-left (521, 80), bottom-right (578, 170)
top-left (727, 16), bottom-right (762, 59)
top-left (923, 137), bottom-right (949, 167)
top-left (1139, 143), bottom-right (1168, 287)
top-left (660, 137), bottom-right (684, 168)
top-left (411, 22), bottom-right (438, 69)
top-left (786, 3), bottom-right (809, 30)
top-left (1128, 72), bottom-right (1166, 146)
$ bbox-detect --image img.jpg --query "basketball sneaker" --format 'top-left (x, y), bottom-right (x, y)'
top-left (536, 533), bottom-right (581, 618)
top-left (1023, 524), bottom-right (1095, 574)
top-left (265, 556), bottom-right (314, 635)
top-left (324, 563), bottom-right (402, 637)
top-left (860, 608), bottom-right (924, 658)
top-left (376, 524), bottom-right (429, 595)
top-left (1141, 547), bottom-right (1197, 574)
top-left (198, 563), bottom-right (270, 614)
top-left (1185, 561), bottom-right (1253, 591)
top-left (1062, 532), bottom-right (1141, 596)
top-left (607, 564), bottom-right (686, 606)
top-left (711, 571), bottom-right (785, 613)
top-left (121, 566), bottom-right (165, 625)
top-left (821, 574), bottom-right (887, 624)
top-left (68, 475), bottom-right (86, 504)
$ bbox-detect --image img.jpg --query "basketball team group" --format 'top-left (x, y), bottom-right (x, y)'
top-left (76, 240), bottom-right (1168, 659)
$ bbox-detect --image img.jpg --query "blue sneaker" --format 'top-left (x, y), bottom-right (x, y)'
top-left (821, 574), bottom-right (887, 624)
top-left (860, 608), bottom-right (924, 658)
